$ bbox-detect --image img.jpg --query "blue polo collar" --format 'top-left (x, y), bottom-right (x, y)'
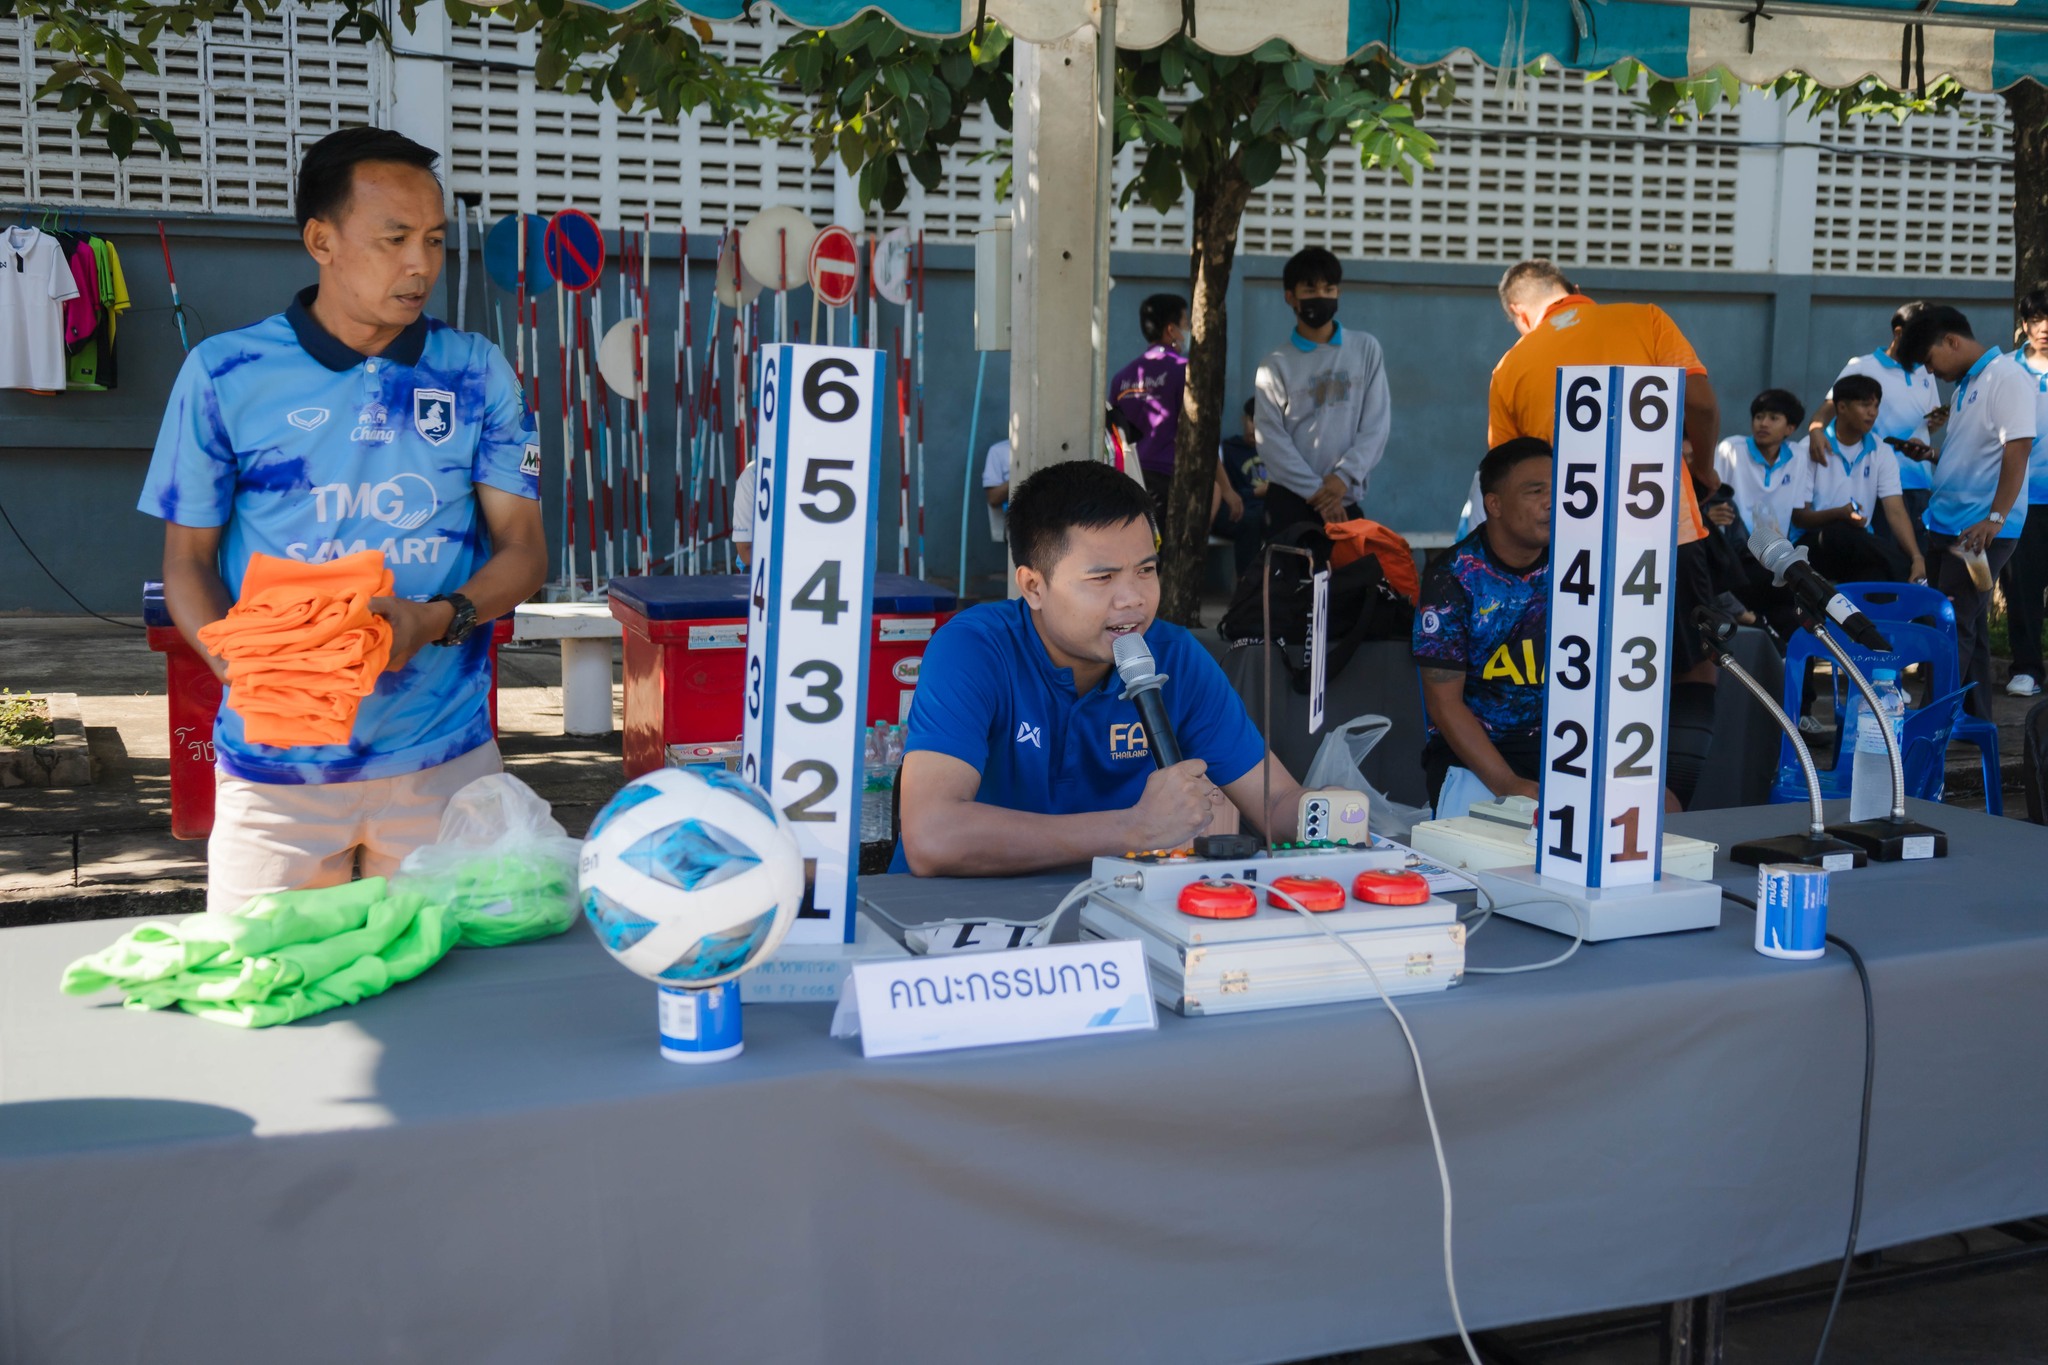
top-left (1747, 436), bottom-right (1795, 484)
top-left (1290, 321), bottom-right (1346, 353)
top-left (1824, 422), bottom-right (1874, 476)
top-left (1015, 597), bottom-right (1117, 698)
top-left (285, 285), bottom-right (430, 372)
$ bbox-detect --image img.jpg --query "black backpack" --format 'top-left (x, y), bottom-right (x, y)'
top-left (1218, 522), bottom-right (1413, 692)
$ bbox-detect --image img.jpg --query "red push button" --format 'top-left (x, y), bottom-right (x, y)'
top-left (1353, 870), bottom-right (1432, 905)
top-left (1268, 875), bottom-right (1345, 912)
top-left (1178, 879), bottom-right (1258, 920)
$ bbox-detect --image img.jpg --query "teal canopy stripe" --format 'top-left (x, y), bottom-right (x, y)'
top-left (560, 0), bottom-right (2048, 87)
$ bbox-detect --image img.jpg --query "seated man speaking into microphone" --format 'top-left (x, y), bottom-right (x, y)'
top-left (893, 460), bottom-right (1306, 876)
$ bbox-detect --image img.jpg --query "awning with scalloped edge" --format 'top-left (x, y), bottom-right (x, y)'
top-left (574, 0), bottom-right (2048, 89)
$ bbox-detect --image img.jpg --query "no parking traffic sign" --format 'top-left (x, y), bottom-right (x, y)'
top-left (543, 208), bottom-right (606, 293)
top-left (808, 226), bottom-right (859, 308)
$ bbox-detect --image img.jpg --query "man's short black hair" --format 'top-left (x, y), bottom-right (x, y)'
top-left (1007, 460), bottom-right (1157, 576)
top-left (1829, 375), bottom-right (1881, 409)
top-left (1140, 294), bottom-right (1188, 344)
top-left (1895, 305), bottom-right (1973, 369)
top-left (1478, 438), bottom-right (1552, 498)
top-left (1890, 300), bottom-right (1932, 334)
top-left (2019, 287), bottom-right (2048, 327)
top-left (1751, 387), bottom-right (1807, 425)
top-left (296, 126), bottom-right (441, 230)
top-left (1243, 396), bottom-right (1256, 418)
top-left (1498, 259), bottom-right (1578, 311)
top-left (1283, 247), bottom-right (1342, 293)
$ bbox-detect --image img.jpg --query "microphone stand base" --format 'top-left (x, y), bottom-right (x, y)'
top-left (1825, 817), bottom-right (1948, 861)
top-left (1728, 832), bottom-right (1867, 870)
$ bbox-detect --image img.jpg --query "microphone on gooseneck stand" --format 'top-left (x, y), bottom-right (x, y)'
top-left (1694, 607), bottom-right (1868, 871)
top-left (1112, 632), bottom-right (1183, 770)
top-left (1747, 524), bottom-right (1894, 652)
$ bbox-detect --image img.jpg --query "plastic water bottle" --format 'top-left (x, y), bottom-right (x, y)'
top-left (1849, 669), bottom-right (1906, 821)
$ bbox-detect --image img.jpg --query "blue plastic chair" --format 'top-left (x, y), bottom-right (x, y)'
top-left (1768, 582), bottom-right (2002, 814)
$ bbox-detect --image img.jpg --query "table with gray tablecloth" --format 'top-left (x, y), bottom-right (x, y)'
top-left (4, 800), bottom-right (2045, 1365)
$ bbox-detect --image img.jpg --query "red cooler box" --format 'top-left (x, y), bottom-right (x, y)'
top-left (144, 582), bottom-right (515, 841)
top-left (610, 573), bottom-right (957, 780)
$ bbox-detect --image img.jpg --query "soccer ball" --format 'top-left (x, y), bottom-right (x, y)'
top-left (579, 766), bottom-right (805, 988)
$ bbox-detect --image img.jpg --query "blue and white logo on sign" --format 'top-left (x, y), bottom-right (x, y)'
top-left (414, 389), bottom-right (456, 446)
top-left (287, 406), bottom-right (329, 431)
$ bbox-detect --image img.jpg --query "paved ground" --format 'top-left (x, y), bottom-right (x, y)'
top-left (3, 614), bottom-right (2044, 1362)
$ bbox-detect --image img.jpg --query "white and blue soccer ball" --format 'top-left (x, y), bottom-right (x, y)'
top-left (579, 766), bottom-right (805, 988)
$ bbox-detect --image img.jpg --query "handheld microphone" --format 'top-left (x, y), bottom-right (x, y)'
top-left (1746, 524), bottom-right (1893, 652)
top-left (1111, 632), bottom-right (1183, 770)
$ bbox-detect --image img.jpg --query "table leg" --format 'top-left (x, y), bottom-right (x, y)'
top-left (1659, 1292), bottom-right (1727, 1365)
top-left (559, 637), bottom-right (617, 737)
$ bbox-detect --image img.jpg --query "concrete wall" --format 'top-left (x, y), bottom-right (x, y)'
top-left (0, 212), bottom-right (2015, 614)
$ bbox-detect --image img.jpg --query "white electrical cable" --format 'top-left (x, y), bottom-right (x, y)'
top-left (1459, 886), bottom-right (1589, 976)
top-left (1218, 876), bottom-right (1483, 1365)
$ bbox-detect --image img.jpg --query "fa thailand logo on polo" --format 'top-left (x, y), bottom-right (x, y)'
top-left (1109, 722), bottom-right (1149, 761)
top-left (286, 406), bottom-right (329, 432)
top-left (1015, 721), bottom-right (1042, 748)
top-left (414, 389), bottom-right (456, 446)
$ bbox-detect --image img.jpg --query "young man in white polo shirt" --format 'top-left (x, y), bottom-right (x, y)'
top-left (1807, 302), bottom-right (1946, 554)
top-left (1709, 387), bottom-right (1812, 630)
top-left (2000, 288), bottom-right (2048, 696)
top-left (1793, 372), bottom-right (1926, 587)
top-left (1898, 305), bottom-right (2035, 720)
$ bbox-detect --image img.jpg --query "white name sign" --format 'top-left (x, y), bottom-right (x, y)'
top-left (1537, 365), bottom-right (1684, 889)
top-left (849, 940), bottom-right (1157, 1058)
top-left (742, 344), bottom-right (885, 944)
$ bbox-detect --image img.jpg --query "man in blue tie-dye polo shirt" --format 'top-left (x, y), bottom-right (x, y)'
top-left (139, 128), bottom-right (549, 912)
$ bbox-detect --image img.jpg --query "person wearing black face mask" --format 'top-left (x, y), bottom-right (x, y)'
top-left (1252, 247), bottom-right (1391, 537)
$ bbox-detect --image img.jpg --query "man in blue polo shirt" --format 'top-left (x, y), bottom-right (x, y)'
top-left (894, 460), bottom-right (1303, 877)
top-left (140, 127), bottom-right (548, 911)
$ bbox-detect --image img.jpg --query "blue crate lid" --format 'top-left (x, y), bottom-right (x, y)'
top-left (609, 573), bottom-right (956, 621)
top-left (142, 581), bottom-right (172, 628)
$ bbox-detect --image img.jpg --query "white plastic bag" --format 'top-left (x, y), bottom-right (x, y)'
top-left (396, 773), bottom-right (584, 946)
top-left (1301, 714), bottom-right (1432, 842)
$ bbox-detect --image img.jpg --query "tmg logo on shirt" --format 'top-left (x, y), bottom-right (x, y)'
top-left (1108, 722), bottom-right (1150, 761)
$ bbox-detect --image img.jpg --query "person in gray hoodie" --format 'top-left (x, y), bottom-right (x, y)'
top-left (1253, 247), bottom-right (1392, 536)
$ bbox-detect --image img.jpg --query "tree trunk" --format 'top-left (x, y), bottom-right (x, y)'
top-left (2010, 80), bottom-right (2048, 305)
top-left (1158, 160), bottom-right (1253, 626)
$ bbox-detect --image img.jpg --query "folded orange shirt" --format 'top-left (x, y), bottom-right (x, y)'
top-left (198, 550), bottom-right (396, 749)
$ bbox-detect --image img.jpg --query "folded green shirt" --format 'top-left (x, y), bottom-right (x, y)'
top-left (62, 855), bottom-right (576, 1028)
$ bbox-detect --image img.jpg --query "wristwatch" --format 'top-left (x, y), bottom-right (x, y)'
top-left (429, 592), bottom-right (479, 647)
top-left (1988, 511), bottom-right (2007, 526)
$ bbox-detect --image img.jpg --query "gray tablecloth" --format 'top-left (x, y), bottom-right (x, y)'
top-left (4, 800), bottom-right (2045, 1365)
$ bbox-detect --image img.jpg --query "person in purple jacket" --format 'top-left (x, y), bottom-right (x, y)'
top-left (1111, 293), bottom-right (1191, 517)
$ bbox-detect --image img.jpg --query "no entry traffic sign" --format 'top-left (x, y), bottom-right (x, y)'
top-left (544, 208), bottom-right (606, 293)
top-left (808, 226), bottom-right (859, 308)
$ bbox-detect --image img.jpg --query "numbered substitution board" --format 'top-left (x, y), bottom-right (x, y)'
top-left (742, 345), bottom-right (885, 945)
top-left (1536, 366), bottom-right (1684, 888)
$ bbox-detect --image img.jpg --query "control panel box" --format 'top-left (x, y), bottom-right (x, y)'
top-left (1090, 844), bottom-right (1407, 914)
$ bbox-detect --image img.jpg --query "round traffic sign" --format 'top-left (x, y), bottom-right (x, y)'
top-left (597, 317), bottom-right (643, 400)
top-left (543, 208), bottom-right (606, 293)
top-left (714, 235), bottom-right (762, 309)
top-left (483, 213), bottom-right (554, 296)
top-left (872, 226), bottom-right (912, 306)
top-left (808, 225), bottom-right (859, 309)
top-left (739, 205), bottom-right (818, 293)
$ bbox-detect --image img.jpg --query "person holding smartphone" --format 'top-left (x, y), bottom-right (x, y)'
top-left (1807, 302), bottom-right (1947, 556)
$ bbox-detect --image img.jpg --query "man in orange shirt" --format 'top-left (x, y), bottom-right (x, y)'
top-left (1483, 259), bottom-right (1723, 807)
